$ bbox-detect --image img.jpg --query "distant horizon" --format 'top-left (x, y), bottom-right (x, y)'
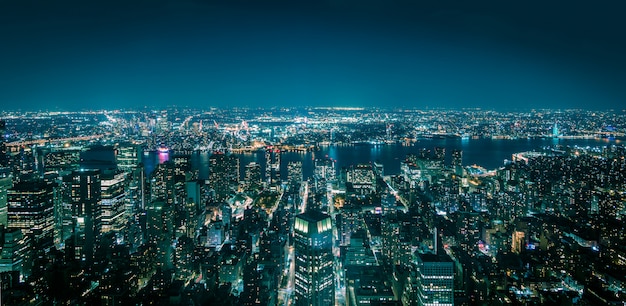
top-left (2, 104), bottom-right (626, 114)
top-left (1, 1), bottom-right (624, 112)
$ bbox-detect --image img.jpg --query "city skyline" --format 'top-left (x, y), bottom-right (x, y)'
top-left (0, 107), bottom-right (625, 304)
top-left (1, 0), bottom-right (625, 111)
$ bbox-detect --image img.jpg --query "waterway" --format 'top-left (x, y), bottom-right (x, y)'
top-left (144, 138), bottom-right (621, 180)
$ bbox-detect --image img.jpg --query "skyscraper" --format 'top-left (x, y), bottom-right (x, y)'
top-left (415, 253), bottom-right (454, 306)
top-left (0, 119), bottom-right (7, 167)
top-left (100, 172), bottom-right (126, 233)
top-left (346, 163), bottom-right (376, 194)
top-left (69, 169), bottom-right (101, 264)
top-left (115, 143), bottom-right (142, 173)
top-left (294, 211), bottom-right (334, 306)
top-left (245, 162), bottom-right (262, 191)
top-left (265, 147), bottom-right (281, 185)
top-left (7, 179), bottom-right (57, 248)
top-left (208, 153), bottom-right (239, 202)
top-left (287, 161), bottom-right (303, 191)
top-left (0, 170), bottom-right (12, 229)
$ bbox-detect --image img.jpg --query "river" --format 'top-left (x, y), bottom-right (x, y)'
top-left (144, 138), bottom-right (621, 180)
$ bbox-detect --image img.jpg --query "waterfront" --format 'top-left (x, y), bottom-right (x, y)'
top-left (147, 137), bottom-right (621, 180)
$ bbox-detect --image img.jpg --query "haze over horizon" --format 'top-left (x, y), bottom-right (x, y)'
top-left (1, 0), bottom-right (624, 111)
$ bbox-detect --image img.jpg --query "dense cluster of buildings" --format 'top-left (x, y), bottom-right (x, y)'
top-left (0, 108), bottom-right (624, 305)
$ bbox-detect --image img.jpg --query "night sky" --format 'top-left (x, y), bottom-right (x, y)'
top-left (1, 0), bottom-right (624, 111)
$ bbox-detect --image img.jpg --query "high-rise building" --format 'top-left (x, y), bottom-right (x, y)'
top-left (294, 211), bottom-right (334, 306)
top-left (0, 170), bottom-right (12, 229)
top-left (146, 200), bottom-right (174, 267)
top-left (245, 162), bottom-right (262, 191)
top-left (69, 169), bottom-right (101, 264)
top-left (173, 154), bottom-right (195, 181)
top-left (208, 153), bottom-right (239, 202)
top-left (415, 253), bottom-right (454, 306)
top-left (265, 147), bottom-right (281, 185)
top-left (313, 157), bottom-right (336, 192)
top-left (0, 119), bottom-right (7, 167)
top-left (100, 172), bottom-right (126, 233)
top-left (116, 143), bottom-right (142, 173)
top-left (7, 179), bottom-right (57, 248)
top-left (288, 161), bottom-right (303, 189)
top-left (314, 158), bottom-right (335, 182)
top-left (0, 228), bottom-right (31, 278)
top-left (150, 161), bottom-right (176, 205)
top-left (346, 163), bottom-right (376, 194)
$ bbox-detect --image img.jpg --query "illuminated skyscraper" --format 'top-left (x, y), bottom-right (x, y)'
top-left (100, 172), bottom-right (126, 233)
top-left (7, 180), bottom-right (57, 248)
top-left (208, 153), bottom-right (239, 202)
top-left (346, 163), bottom-right (376, 194)
top-left (0, 119), bottom-right (7, 167)
top-left (69, 169), bottom-right (101, 264)
top-left (0, 228), bottom-right (30, 278)
top-left (115, 143), bottom-right (142, 173)
top-left (245, 162), bottom-right (262, 191)
top-left (287, 161), bottom-right (303, 189)
top-left (0, 170), bottom-right (12, 229)
top-left (294, 211), bottom-right (334, 306)
top-left (415, 253), bottom-right (454, 306)
top-left (265, 147), bottom-right (281, 185)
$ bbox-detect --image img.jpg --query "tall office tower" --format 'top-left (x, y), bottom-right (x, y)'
top-left (287, 161), bottom-right (303, 190)
top-left (314, 157), bottom-right (336, 190)
top-left (115, 143), bottom-right (142, 173)
top-left (415, 253), bottom-right (454, 306)
top-left (184, 196), bottom-right (197, 238)
top-left (208, 153), bottom-right (239, 202)
top-left (151, 161), bottom-right (176, 205)
top-left (146, 200), bottom-right (174, 267)
top-left (184, 180), bottom-right (201, 237)
top-left (381, 192), bottom-right (396, 215)
top-left (124, 165), bottom-right (144, 217)
top-left (0, 228), bottom-right (31, 278)
top-left (173, 154), bottom-right (195, 180)
top-left (245, 162), bottom-right (262, 191)
top-left (0, 119), bottom-right (9, 167)
top-left (100, 172), bottom-right (126, 234)
top-left (294, 211), bottom-right (334, 306)
top-left (0, 169), bottom-right (12, 229)
top-left (0, 119), bottom-right (7, 167)
top-left (7, 179), bottom-right (57, 248)
top-left (265, 147), bottom-right (281, 185)
top-left (265, 148), bottom-right (272, 185)
top-left (69, 169), bottom-right (101, 264)
top-left (346, 163), bottom-right (376, 194)
top-left (156, 112), bottom-right (170, 134)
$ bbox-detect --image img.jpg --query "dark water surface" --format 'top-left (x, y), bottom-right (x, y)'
top-left (146, 138), bottom-right (620, 180)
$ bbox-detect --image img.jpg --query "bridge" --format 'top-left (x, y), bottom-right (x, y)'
top-left (6, 135), bottom-right (105, 152)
